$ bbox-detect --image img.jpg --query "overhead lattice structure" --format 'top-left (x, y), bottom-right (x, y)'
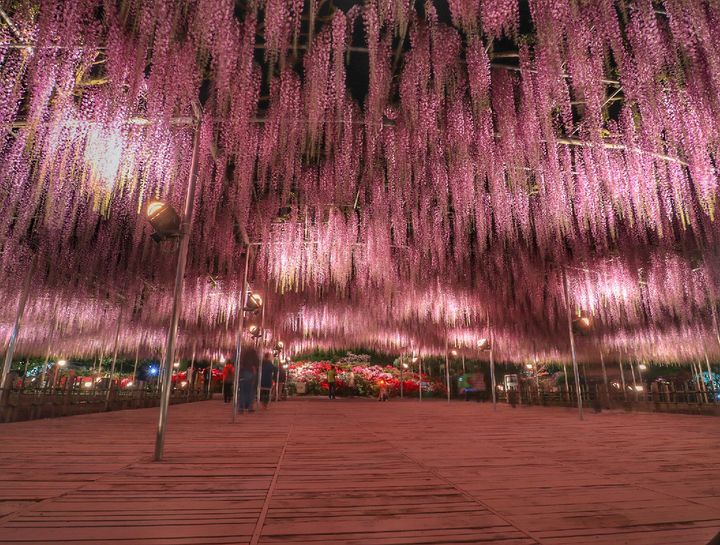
top-left (1, 0), bottom-right (720, 364)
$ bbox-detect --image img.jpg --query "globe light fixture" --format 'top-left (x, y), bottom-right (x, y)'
top-left (249, 325), bottom-right (263, 339)
top-left (146, 201), bottom-right (182, 243)
top-left (173, 362), bottom-right (180, 369)
top-left (57, 359), bottom-right (67, 367)
top-left (243, 292), bottom-right (263, 313)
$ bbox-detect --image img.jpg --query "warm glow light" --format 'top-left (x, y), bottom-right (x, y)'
top-left (412, 357), bottom-right (418, 362)
top-left (579, 317), bottom-right (590, 327)
top-left (180, 381), bottom-right (187, 387)
top-left (450, 349), bottom-right (458, 357)
top-left (84, 126), bottom-right (123, 188)
top-left (219, 354), bottom-right (226, 363)
top-left (402, 363), bottom-right (409, 369)
top-left (638, 363), bottom-right (647, 370)
top-left (634, 385), bottom-right (644, 391)
top-left (126, 381), bottom-right (134, 387)
top-left (147, 201), bottom-right (165, 217)
top-left (525, 363), bottom-right (533, 369)
top-left (57, 359), bottom-right (67, 367)
top-left (173, 362), bottom-right (180, 368)
top-left (477, 338), bottom-right (487, 348)
top-left (83, 381), bottom-right (92, 388)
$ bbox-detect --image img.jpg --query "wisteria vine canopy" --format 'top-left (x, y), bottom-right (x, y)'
top-left (1, 0), bottom-right (720, 365)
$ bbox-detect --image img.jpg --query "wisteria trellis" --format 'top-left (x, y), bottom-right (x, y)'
top-left (1, 0), bottom-right (720, 365)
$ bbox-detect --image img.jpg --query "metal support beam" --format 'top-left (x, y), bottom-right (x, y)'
top-left (154, 107), bottom-right (202, 462)
top-left (562, 268), bottom-right (584, 420)
top-left (1, 255), bottom-right (36, 393)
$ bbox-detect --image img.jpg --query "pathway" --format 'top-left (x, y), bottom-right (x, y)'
top-left (0, 399), bottom-right (718, 544)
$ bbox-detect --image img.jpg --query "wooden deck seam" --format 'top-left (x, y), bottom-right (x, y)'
top-left (366, 430), bottom-right (546, 545)
top-left (249, 424), bottom-right (293, 545)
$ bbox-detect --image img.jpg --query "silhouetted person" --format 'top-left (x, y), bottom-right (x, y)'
top-left (259, 352), bottom-right (276, 409)
top-left (327, 365), bottom-right (337, 399)
top-left (238, 346), bottom-right (259, 413)
top-left (222, 360), bottom-right (235, 403)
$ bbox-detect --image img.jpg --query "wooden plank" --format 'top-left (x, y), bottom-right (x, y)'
top-left (0, 399), bottom-right (718, 544)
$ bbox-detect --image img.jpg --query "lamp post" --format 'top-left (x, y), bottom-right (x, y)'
top-left (562, 268), bottom-right (584, 421)
top-left (153, 102), bottom-right (202, 462)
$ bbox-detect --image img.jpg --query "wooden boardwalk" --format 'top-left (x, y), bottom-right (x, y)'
top-left (0, 399), bottom-right (718, 544)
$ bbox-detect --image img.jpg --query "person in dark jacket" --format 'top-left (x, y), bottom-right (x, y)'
top-left (238, 346), bottom-right (259, 413)
top-left (259, 352), bottom-right (277, 409)
top-left (222, 360), bottom-right (234, 403)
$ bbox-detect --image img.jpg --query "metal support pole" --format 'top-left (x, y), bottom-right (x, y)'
top-left (562, 268), bottom-right (584, 420)
top-left (445, 336), bottom-right (451, 403)
top-left (705, 350), bottom-right (716, 403)
top-left (232, 248), bottom-right (252, 422)
top-left (695, 360), bottom-right (709, 403)
top-left (562, 362), bottom-right (569, 401)
top-left (154, 107), bottom-right (202, 462)
top-left (630, 360), bottom-right (638, 401)
top-left (487, 313), bottom-right (496, 411)
top-left (21, 359), bottom-right (29, 390)
top-left (619, 352), bottom-right (627, 400)
top-left (105, 308), bottom-right (123, 410)
top-left (599, 350), bottom-right (609, 404)
top-left (256, 288), bottom-right (267, 407)
top-left (418, 357), bottom-right (422, 402)
top-left (400, 354), bottom-right (404, 399)
top-left (462, 354), bottom-right (466, 376)
top-left (207, 359), bottom-right (214, 398)
top-left (187, 341), bottom-right (196, 400)
top-left (1, 255), bottom-right (36, 391)
top-left (132, 341), bottom-right (141, 386)
top-left (39, 316), bottom-right (58, 391)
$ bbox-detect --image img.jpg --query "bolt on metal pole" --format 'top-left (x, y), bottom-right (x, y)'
top-left (1, 255), bottom-right (36, 393)
top-left (562, 268), bottom-right (583, 420)
top-left (232, 248), bottom-right (252, 422)
top-left (154, 108), bottom-right (202, 462)
top-left (105, 308), bottom-right (123, 410)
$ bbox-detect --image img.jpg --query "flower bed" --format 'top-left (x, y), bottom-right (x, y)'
top-left (288, 361), bottom-right (446, 397)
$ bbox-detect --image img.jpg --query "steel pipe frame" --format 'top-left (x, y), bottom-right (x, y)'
top-left (1, 255), bottom-right (37, 395)
top-left (153, 104), bottom-right (202, 462)
top-left (562, 268), bottom-right (584, 421)
top-left (232, 248), bottom-right (252, 423)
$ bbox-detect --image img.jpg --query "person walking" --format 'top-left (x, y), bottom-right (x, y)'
top-left (327, 365), bottom-right (337, 399)
top-left (222, 360), bottom-right (235, 403)
top-left (238, 346), bottom-right (259, 413)
top-left (259, 352), bottom-right (276, 409)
